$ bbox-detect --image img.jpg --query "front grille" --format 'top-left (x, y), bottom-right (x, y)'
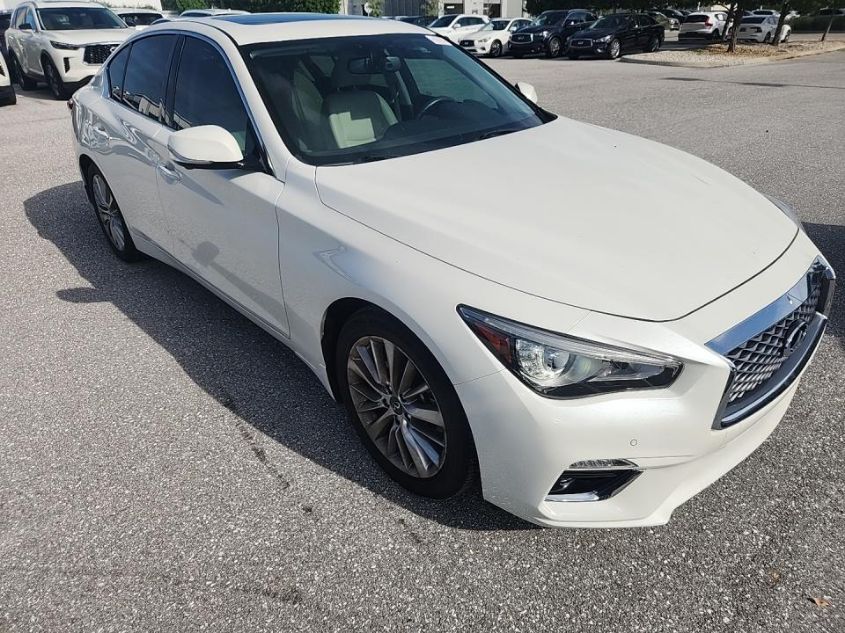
top-left (512, 34), bottom-right (529, 42)
top-left (572, 39), bottom-right (592, 46)
top-left (723, 274), bottom-right (822, 407)
top-left (459, 40), bottom-right (473, 47)
top-left (83, 43), bottom-right (119, 65)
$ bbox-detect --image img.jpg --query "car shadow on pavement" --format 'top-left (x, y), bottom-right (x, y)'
top-left (25, 181), bottom-right (536, 532)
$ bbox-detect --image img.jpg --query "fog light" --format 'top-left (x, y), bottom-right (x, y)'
top-left (546, 468), bottom-right (640, 502)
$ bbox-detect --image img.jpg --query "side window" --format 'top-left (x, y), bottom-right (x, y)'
top-left (26, 7), bottom-right (38, 28)
top-left (122, 34), bottom-right (177, 121)
top-left (172, 37), bottom-right (253, 154)
top-left (107, 45), bottom-right (130, 101)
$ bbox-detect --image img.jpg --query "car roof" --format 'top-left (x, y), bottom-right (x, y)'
top-left (153, 13), bottom-right (424, 45)
top-left (114, 8), bottom-right (161, 13)
top-left (25, 0), bottom-right (104, 7)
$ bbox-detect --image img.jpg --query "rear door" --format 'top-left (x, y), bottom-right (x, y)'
top-left (157, 35), bottom-right (289, 335)
top-left (93, 34), bottom-right (177, 249)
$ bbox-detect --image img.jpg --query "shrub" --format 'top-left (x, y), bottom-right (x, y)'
top-left (789, 15), bottom-right (845, 32)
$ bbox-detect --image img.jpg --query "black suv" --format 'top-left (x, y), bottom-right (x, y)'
top-left (509, 9), bottom-right (598, 58)
top-left (568, 13), bottom-right (664, 59)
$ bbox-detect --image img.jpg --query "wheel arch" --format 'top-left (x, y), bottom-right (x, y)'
top-left (78, 154), bottom-right (97, 205)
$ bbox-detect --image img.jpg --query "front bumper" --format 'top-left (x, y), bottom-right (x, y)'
top-left (568, 38), bottom-right (609, 56)
top-left (509, 38), bottom-right (547, 55)
top-left (48, 43), bottom-right (120, 84)
top-left (455, 234), bottom-right (832, 527)
top-left (679, 29), bottom-right (718, 38)
top-left (738, 32), bottom-right (767, 42)
top-left (459, 39), bottom-right (492, 55)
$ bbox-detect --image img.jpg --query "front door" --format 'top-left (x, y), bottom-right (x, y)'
top-left (157, 35), bottom-right (289, 336)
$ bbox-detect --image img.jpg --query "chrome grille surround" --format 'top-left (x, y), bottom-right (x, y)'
top-left (707, 258), bottom-right (835, 428)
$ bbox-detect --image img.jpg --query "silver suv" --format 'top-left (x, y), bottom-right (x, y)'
top-left (4, 0), bottom-right (133, 99)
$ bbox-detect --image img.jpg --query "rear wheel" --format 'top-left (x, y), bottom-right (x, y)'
top-left (43, 57), bottom-right (69, 100)
top-left (644, 35), bottom-right (661, 52)
top-left (489, 40), bottom-right (502, 57)
top-left (85, 163), bottom-right (143, 262)
top-left (10, 54), bottom-right (37, 91)
top-left (337, 308), bottom-right (476, 498)
top-left (711, 29), bottom-right (721, 40)
top-left (546, 36), bottom-right (561, 58)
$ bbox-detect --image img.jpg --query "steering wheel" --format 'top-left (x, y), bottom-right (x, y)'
top-left (416, 96), bottom-right (456, 119)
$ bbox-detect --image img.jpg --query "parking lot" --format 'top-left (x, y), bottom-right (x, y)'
top-left (1, 50), bottom-right (843, 632)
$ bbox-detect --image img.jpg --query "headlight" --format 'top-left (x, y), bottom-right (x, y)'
top-left (596, 34), bottom-right (613, 42)
top-left (50, 40), bottom-right (81, 50)
top-left (477, 37), bottom-right (490, 43)
top-left (459, 306), bottom-right (682, 398)
top-left (541, 30), bottom-right (550, 38)
top-left (765, 195), bottom-right (804, 231)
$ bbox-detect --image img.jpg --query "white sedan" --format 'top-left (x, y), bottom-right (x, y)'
top-left (70, 15), bottom-right (834, 527)
top-left (458, 17), bottom-right (531, 57)
top-left (738, 15), bottom-right (791, 43)
top-left (427, 13), bottom-right (488, 43)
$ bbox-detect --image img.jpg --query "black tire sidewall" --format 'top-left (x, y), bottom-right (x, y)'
top-left (85, 163), bottom-right (143, 262)
top-left (11, 54), bottom-right (36, 90)
top-left (547, 37), bottom-right (560, 57)
top-left (608, 39), bottom-right (621, 59)
top-left (490, 40), bottom-right (501, 57)
top-left (336, 309), bottom-right (476, 499)
top-left (44, 58), bottom-right (68, 100)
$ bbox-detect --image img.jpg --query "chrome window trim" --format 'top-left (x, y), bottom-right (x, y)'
top-left (707, 257), bottom-right (835, 429)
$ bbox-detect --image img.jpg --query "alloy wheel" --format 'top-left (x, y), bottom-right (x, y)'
top-left (347, 336), bottom-right (446, 479)
top-left (92, 173), bottom-right (126, 251)
top-left (46, 63), bottom-right (61, 99)
top-left (609, 39), bottom-right (621, 59)
top-left (548, 37), bottom-right (561, 57)
top-left (490, 41), bottom-right (502, 57)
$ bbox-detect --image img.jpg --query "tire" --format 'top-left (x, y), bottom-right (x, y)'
top-left (607, 38), bottom-right (621, 59)
top-left (43, 57), bottom-right (69, 100)
top-left (711, 29), bottom-right (721, 40)
top-left (763, 32), bottom-right (772, 43)
top-left (489, 40), bottom-right (502, 58)
top-left (10, 53), bottom-right (37, 91)
top-left (567, 52), bottom-right (580, 60)
top-left (85, 163), bottom-right (144, 262)
top-left (546, 36), bottom-right (561, 58)
top-left (0, 88), bottom-right (16, 106)
top-left (337, 308), bottom-right (476, 499)
top-left (644, 35), bottom-right (661, 52)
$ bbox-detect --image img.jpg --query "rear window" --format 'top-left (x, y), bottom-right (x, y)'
top-left (685, 14), bottom-right (709, 22)
top-left (742, 17), bottom-right (766, 23)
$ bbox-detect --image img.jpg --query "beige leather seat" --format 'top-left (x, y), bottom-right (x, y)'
top-left (323, 90), bottom-right (398, 149)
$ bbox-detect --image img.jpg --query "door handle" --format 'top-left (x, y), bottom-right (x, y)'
top-left (157, 162), bottom-right (181, 182)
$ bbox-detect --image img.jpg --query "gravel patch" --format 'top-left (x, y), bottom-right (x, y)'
top-left (624, 40), bottom-right (845, 67)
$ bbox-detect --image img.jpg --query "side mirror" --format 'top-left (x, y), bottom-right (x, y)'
top-left (20, 22), bottom-right (33, 30)
top-left (515, 82), bottom-right (538, 104)
top-left (168, 125), bottom-right (244, 169)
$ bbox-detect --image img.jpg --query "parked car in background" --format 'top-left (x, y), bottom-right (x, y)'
top-left (568, 13), bottom-right (664, 59)
top-left (679, 11), bottom-right (728, 40)
top-left (654, 7), bottom-right (686, 23)
top-left (179, 8), bottom-right (250, 17)
top-left (5, 0), bottom-right (134, 99)
top-left (815, 7), bottom-right (845, 16)
top-left (738, 15), bottom-right (791, 42)
top-left (428, 14), bottom-right (488, 43)
top-left (0, 47), bottom-right (15, 105)
top-left (459, 17), bottom-right (531, 57)
top-left (647, 11), bottom-right (679, 30)
top-left (0, 9), bottom-right (11, 55)
top-left (751, 9), bottom-right (779, 17)
top-left (71, 13), bottom-right (834, 529)
top-left (395, 16), bottom-right (435, 27)
top-left (114, 8), bottom-right (164, 30)
top-left (509, 9), bottom-right (597, 58)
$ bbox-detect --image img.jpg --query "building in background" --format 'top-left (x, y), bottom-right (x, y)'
top-left (340, 0), bottom-right (525, 19)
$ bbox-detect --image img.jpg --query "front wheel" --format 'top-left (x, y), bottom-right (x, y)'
top-left (43, 58), bottom-right (69, 100)
top-left (546, 36), bottom-right (561, 58)
top-left (337, 309), bottom-right (476, 498)
top-left (607, 38), bottom-right (621, 59)
top-left (489, 40), bottom-right (502, 58)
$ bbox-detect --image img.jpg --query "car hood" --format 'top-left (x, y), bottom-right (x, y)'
top-left (515, 25), bottom-right (553, 34)
top-left (314, 118), bottom-right (797, 322)
top-left (463, 29), bottom-right (500, 41)
top-left (44, 28), bottom-right (134, 45)
top-left (429, 26), bottom-right (455, 34)
top-left (573, 27), bottom-right (618, 39)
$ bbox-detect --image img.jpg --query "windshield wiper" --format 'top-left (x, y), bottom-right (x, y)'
top-left (476, 128), bottom-right (522, 141)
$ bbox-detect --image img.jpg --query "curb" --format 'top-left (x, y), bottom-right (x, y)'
top-left (620, 42), bottom-right (845, 68)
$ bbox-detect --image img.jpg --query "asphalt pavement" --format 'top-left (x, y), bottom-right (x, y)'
top-left (0, 51), bottom-right (843, 632)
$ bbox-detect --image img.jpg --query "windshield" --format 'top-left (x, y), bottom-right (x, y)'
top-left (532, 12), bottom-right (566, 26)
top-left (38, 7), bottom-right (125, 30)
top-left (429, 15), bottom-right (456, 28)
top-left (242, 33), bottom-right (549, 166)
top-left (481, 20), bottom-right (508, 31)
top-left (588, 15), bottom-right (631, 29)
top-left (119, 12), bottom-right (162, 26)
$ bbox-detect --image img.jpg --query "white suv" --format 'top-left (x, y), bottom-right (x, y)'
top-left (428, 14), bottom-right (489, 43)
top-left (5, 0), bottom-right (133, 99)
top-left (679, 11), bottom-right (728, 40)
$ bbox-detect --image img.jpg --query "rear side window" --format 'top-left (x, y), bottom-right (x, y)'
top-left (107, 44), bottom-right (130, 100)
top-left (122, 34), bottom-right (177, 121)
top-left (172, 37), bottom-right (253, 153)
